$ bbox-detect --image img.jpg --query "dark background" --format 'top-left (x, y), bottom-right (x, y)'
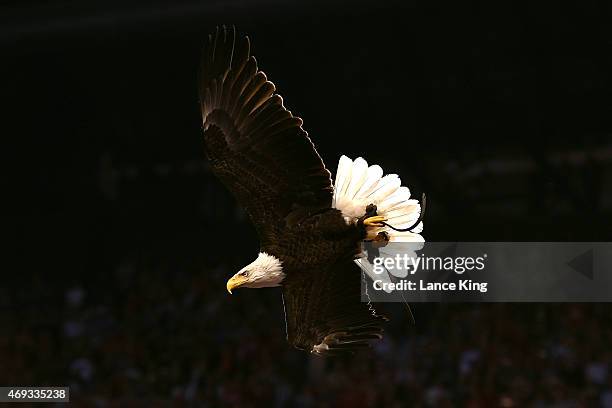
top-left (3, 0), bottom-right (612, 406)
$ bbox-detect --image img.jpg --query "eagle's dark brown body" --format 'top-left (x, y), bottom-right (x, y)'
top-left (262, 209), bottom-right (363, 273)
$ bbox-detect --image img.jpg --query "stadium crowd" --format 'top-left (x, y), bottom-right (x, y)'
top-left (3, 247), bottom-right (612, 407)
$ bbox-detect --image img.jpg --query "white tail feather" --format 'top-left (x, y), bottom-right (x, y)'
top-left (332, 155), bottom-right (424, 242)
top-left (332, 155), bottom-right (353, 208)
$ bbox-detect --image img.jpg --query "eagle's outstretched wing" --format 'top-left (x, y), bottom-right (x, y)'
top-left (282, 261), bottom-right (388, 355)
top-left (199, 26), bottom-right (333, 243)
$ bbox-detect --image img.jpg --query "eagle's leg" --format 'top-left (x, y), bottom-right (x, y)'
top-left (359, 204), bottom-right (387, 227)
top-left (357, 204), bottom-right (389, 242)
top-left (357, 204), bottom-right (378, 225)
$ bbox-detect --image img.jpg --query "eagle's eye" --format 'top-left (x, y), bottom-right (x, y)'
top-left (239, 270), bottom-right (248, 276)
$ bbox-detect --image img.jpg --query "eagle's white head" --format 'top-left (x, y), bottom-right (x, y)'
top-left (226, 252), bottom-right (285, 294)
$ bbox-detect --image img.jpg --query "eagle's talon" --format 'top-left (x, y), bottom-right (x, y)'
top-left (366, 229), bottom-right (390, 241)
top-left (372, 231), bottom-right (390, 248)
top-left (375, 231), bottom-right (389, 242)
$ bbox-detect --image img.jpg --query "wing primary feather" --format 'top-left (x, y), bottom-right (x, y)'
top-left (199, 26), bottom-right (333, 242)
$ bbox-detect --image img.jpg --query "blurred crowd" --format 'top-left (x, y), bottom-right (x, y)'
top-left (3, 250), bottom-right (612, 407)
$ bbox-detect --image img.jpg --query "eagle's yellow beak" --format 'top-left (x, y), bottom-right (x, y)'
top-left (226, 274), bottom-right (248, 294)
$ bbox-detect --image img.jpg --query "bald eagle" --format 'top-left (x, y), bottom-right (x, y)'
top-left (199, 26), bottom-right (424, 355)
